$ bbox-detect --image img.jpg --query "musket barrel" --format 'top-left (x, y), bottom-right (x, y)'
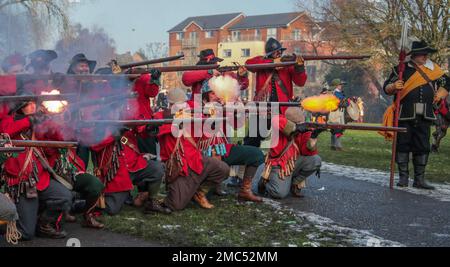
top-left (80, 118), bottom-right (227, 127)
top-left (119, 54), bottom-right (185, 69)
top-left (1, 140), bottom-right (79, 148)
top-left (302, 123), bottom-right (407, 133)
top-left (302, 55), bottom-right (371, 61)
top-left (0, 94), bottom-right (78, 103)
top-left (0, 147), bottom-right (26, 153)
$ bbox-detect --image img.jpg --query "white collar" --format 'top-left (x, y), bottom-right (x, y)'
top-left (424, 59), bottom-right (434, 71)
top-left (409, 59), bottom-right (435, 71)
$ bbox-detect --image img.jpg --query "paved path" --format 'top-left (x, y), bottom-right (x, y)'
top-left (277, 163), bottom-right (450, 247)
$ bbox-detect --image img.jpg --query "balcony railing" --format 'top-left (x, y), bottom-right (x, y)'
top-left (281, 35), bottom-right (314, 42)
top-left (182, 39), bottom-right (199, 48)
top-left (221, 35), bottom-right (263, 43)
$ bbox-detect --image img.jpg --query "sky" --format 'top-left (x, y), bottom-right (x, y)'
top-left (69, 0), bottom-right (300, 53)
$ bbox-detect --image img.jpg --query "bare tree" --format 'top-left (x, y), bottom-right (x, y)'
top-left (53, 24), bottom-right (116, 72)
top-left (299, 0), bottom-right (450, 69)
top-left (143, 42), bottom-right (169, 60)
top-left (0, 0), bottom-right (71, 54)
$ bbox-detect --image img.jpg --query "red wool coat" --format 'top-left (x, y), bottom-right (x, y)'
top-left (0, 115), bottom-right (50, 191)
top-left (268, 115), bottom-right (317, 173)
top-left (131, 74), bottom-right (160, 120)
top-left (153, 111), bottom-right (204, 176)
top-left (245, 56), bottom-right (307, 105)
top-left (34, 120), bottom-right (86, 173)
top-left (182, 70), bottom-right (249, 99)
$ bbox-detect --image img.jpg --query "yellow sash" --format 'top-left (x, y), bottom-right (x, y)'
top-left (379, 63), bottom-right (445, 140)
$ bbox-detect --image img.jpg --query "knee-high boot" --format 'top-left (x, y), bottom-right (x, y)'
top-left (396, 152), bottom-right (410, 187)
top-left (238, 166), bottom-right (262, 203)
top-left (412, 153), bottom-right (435, 190)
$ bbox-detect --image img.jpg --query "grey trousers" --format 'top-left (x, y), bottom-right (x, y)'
top-left (104, 191), bottom-right (129, 216)
top-left (105, 160), bottom-right (165, 216)
top-left (16, 179), bottom-right (72, 240)
top-left (263, 155), bottom-right (322, 199)
top-left (0, 193), bottom-right (18, 222)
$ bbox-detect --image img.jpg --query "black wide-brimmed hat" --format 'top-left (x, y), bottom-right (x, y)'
top-left (27, 50), bottom-right (57, 68)
top-left (408, 40), bottom-right (438, 56)
top-left (265, 38), bottom-right (287, 57)
top-left (67, 53), bottom-right (97, 74)
top-left (198, 49), bottom-right (223, 63)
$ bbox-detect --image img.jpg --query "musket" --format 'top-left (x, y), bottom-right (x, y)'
top-left (79, 118), bottom-right (227, 127)
top-left (281, 55), bottom-right (371, 62)
top-left (390, 20), bottom-right (409, 189)
top-left (0, 140), bottom-right (78, 148)
top-left (119, 54), bottom-right (185, 69)
top-left (300, 123), bottom-right (407, 133)
top-left (0, 147), bottom-right (26, 153)
top-left (0, 94), bottom-right (78, 103)
top-left (218, 62), bottom-right (297, 73)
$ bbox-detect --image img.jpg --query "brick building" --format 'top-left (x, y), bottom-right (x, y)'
top-left (166, 12), bottom-right (337, 97)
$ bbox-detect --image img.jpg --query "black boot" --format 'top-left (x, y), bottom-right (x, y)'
top-left (396, 152), bottom-right (410, 187)
top-left (412, 154), bottom-right (435, 190)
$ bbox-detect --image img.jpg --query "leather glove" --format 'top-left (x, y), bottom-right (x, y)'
top-left (311, 128), bottom-right (326, 139)
top-left (29, 112), bottom-right (50, 126)
top-left (295, 124), bottom-right (310, 134)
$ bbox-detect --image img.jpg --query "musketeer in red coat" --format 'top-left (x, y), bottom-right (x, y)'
top-left (182, 49), bottom-right (249, 99)
top-left (0, 99), bottom-right (72, 240)
top-left (258, 107), bottom-right (323, 199)
top-left (244, 38), bottom-right (307, 147)
top-left (153, 88), bottom-right (229, 211)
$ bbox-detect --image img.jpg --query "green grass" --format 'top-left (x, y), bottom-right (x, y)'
top-left (317, 126), bottom-right (450, 183)
top-left (103, 195), bottom-right (351, 247)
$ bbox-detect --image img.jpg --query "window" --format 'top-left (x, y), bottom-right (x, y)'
top-left (205, 31), bottom-right (214, 38)
top-left (306, 65), bottom-right (317, 83)
top-left (190, 31), bottom-right (198, 40)
top-left (232, 31), bottom-right (241, 41)
top-left (223, 49), bottom-right (232, 58)
top-left (267, 28), bottom-right (277, 40)
top-left (255, 29), bottom-right (261, 40)
top-left (176, 32), bottom-right (184, 40)
top-left (293, 29), bottom-right (301, 41)
top-left (241, 48), bottom-right (250, 57)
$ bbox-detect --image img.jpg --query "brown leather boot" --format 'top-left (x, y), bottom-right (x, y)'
top-left (193, 191), bottom-right (214, 209)
top-left (82, 213), bottom-right (105, 229)
top-left (238, 177), bottom-right (262, 203)
top-left (36, 216), bottom-right (67, 239)
top-left (133, 192), bottom-right (149, 207)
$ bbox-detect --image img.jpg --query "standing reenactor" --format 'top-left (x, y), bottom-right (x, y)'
top-left (182, 49), bottom-right (249, 99)
top-left (382, 40), bottom-right (450, 189)
top-left (65, 54), bottom-right (98, 167)
top-left (328, 79), bottom-right (349, 151)
top-left (244, 38), bottom-right (307, 147)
